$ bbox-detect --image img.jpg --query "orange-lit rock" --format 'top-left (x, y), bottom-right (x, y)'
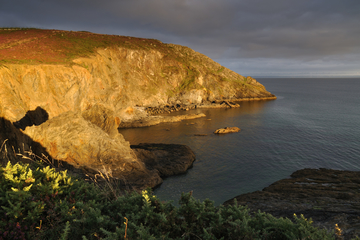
top-left (0, 29), bottom-right (275, 189)
top-left (214, 127), bottom-right (241, 134)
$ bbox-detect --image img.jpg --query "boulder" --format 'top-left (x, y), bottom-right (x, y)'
top-left (214, 127), bottom-right (241, 134)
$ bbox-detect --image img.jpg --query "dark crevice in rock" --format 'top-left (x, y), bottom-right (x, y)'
top-left (13, 106), bottom-right (49, 130)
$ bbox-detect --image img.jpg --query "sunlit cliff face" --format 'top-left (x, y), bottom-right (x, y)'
top-left (0, 29), bottom-right (274, 189)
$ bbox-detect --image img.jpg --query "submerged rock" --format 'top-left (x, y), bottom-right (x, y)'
top-left (224, 168), bottom-right (360, 240)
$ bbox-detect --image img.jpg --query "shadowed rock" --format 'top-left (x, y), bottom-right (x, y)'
top-left (224, 168), bottom-right (360, 240)
top-left (131, 143), bottom-right (196, 177)
top-left (13, 107), bottom-right (49, 130)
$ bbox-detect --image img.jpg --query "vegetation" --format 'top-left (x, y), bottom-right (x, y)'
top-left (0, 28), bottom-right (164, 65)
top-left (176, 67), bottom-right (200, 92)
top-left (0, 160), bottom-right (338, 240)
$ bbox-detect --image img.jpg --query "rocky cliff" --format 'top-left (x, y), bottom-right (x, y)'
top-left (0, 28), bottom-right (275, 189)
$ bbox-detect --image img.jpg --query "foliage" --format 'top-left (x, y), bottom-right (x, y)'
top-left (176, 67), bottom-right (200, 92)
top-left (0, 28), bottom-right (164, 65)
top-left (0, 161), bottom-right (337, 240)
top-left (0, 161), bottom-right (105, 239)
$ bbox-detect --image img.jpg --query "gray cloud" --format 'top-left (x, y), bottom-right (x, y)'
top-left (1, 0), bottom-right (359, 77)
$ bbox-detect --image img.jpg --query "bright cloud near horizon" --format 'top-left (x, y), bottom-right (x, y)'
top-left (1, 0), bottom-right (360, 78)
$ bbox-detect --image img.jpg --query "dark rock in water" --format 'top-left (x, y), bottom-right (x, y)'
top-left (131, 143), bottom-right (196, 177)
top-left (224, 168), bottom-right (360, 240)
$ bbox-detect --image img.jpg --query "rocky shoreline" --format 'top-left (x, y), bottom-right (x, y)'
top-left (118, 113), bottom-right (206, 128)
top-left (144, 97), bottom-right (276, 115)
top-left (144, 101), bottom-right (240, 115)
top-left (119, 97), bottom-right (277, 128)
top-left (224, 168), bottom-right (360, 240)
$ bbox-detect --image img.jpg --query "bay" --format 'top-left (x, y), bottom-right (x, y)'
top-left (119, 78), bottom-right (360, 205)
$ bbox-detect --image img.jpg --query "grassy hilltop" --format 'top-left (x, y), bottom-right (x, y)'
top-left (0, 28), bottom-right (167, 64)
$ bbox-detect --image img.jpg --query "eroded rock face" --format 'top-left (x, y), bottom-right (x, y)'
top-left (0, 31), bottom-right (275, 190)
top-left (22, 110), bottom-right (164, 188)
top-left (224, 168), bottom-right (360, 240)
top-left (0, 44), bottom-right (275, 123)
top-left (23, 111), bottom-right (133, 169)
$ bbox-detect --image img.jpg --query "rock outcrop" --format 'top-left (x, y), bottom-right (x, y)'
top-left (131, 143), bottom-right (196, 177)
top-left (119, 113), bottom-right (206, 128)
top-left (0, 29), bottom-right (275, 123)
top-left (224, 168), bottom-right (360, 240)
top-left (214, 127), bottom-right (241, 134)
top-left (0, 29), bottom-right (275, 189)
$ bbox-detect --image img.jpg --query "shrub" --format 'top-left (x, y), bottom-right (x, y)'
top-left (0, 161), bottom-right (107, 239)
top-left (1, 161), bottom-right (335, 240)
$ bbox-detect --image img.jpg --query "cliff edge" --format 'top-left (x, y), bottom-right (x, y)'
top-left (0, 28), bottom-right (275, 189)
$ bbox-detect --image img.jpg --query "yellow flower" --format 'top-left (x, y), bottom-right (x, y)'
top-left (142, 190), bottom-right (151, 204)
top-left (335, 223), bottom-right (342, 236)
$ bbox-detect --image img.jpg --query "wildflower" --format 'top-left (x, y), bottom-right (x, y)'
top-left (142, 190), bottom-right (151, 204)
top-left (335, 223), bottom-right (342, 236)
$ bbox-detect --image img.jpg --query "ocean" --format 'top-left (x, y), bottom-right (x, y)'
top-left (118, 78), bottom-right (360, 205)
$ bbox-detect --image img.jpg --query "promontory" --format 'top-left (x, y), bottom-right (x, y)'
top-left (0, 28), bottom-right (275, 189)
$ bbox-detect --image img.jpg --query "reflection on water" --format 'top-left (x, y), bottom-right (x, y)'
top-left (119, 101), bottom-right (274, 205)
top-left (120, 79), bottom-right (360, 205)
top-left (119, 101), bottom-right (271, 145)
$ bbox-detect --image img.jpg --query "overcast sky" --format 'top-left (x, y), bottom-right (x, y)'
top-left (1, 0), bottom-right (360, 77)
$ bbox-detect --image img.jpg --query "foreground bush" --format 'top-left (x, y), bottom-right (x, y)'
top-left (1, 161), bottom-right (335, 239)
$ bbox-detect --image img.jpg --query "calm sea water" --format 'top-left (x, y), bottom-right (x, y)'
top-left (119, 78), bottom-right (360, 205)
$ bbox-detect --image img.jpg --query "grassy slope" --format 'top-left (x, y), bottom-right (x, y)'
top-left (0, 28), bottom-right (256, 94)
top-left (0, 28), bottom-right (169, 65)
top-left (0, 28), bottom-right (274, 103)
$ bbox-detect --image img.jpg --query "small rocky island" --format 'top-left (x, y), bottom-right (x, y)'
top-left (214, 127), bottom-right (241, 134)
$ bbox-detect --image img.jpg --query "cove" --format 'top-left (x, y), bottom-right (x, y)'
top-left (119, 100), bottom-right (281, 205)
top-left (119, 78), bottom-right (360, 205)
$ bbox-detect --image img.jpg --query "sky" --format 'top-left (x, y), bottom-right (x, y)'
top-left (1, 0), bottom-right (360, 78)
